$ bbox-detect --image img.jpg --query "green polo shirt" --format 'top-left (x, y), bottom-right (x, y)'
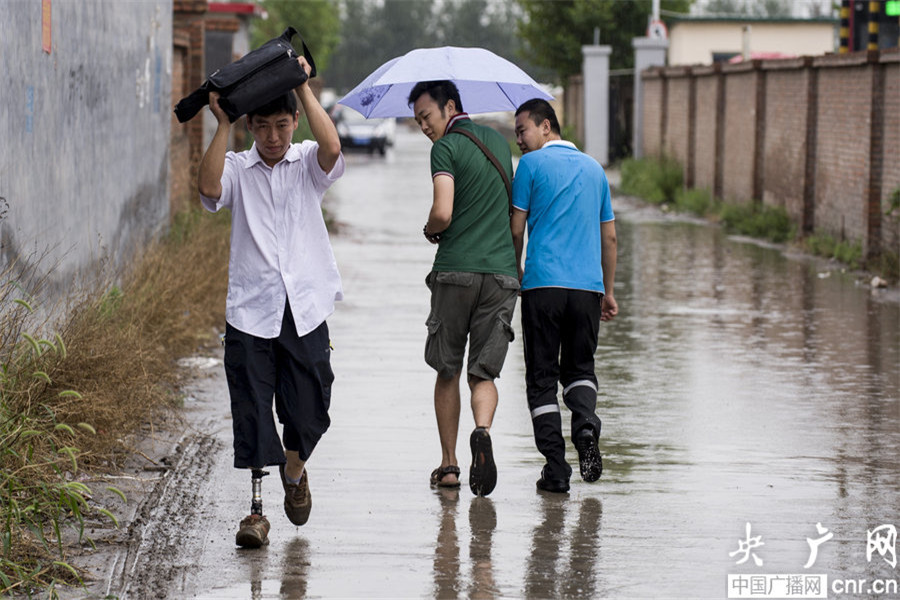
top-left (429, 117), bottom-right (517, 278)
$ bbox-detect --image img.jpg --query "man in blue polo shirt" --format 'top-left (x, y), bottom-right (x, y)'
top-left (510, 98), bottom-right (618, 494)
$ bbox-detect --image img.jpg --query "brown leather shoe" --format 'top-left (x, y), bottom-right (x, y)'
top-left (235, 514), bottom-right (270, 548)
top-left (280, 465), bottom-right (312, 526)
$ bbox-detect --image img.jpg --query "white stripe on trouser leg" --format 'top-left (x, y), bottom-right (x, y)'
top-left (531, 404), bottom-right (561, 419)
top-left (563, 380), bottom-right (598, 396)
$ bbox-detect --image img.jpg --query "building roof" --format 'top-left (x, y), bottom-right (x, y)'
top-left (208, 2), bottom-right (265, 17)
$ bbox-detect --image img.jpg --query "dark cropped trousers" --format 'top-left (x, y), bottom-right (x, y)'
top-left (223, 301), bottom-right (333, 469)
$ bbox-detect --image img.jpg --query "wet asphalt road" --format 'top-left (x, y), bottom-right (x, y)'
top-left (102, 126), bottom-right (899, 599)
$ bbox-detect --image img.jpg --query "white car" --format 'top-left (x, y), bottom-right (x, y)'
top-left (330, 105), bottom-right (395, 155)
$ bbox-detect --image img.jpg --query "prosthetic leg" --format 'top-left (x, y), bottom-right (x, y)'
top-left (235, 469), bottom-right (271, 548)
top-left (250, 468), bottom-right (269, 515)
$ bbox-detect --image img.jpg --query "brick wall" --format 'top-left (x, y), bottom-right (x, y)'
top-left (642, 73), bottom-right (664, 158)
top-left (881, 52), bottom-right (900, 254)
top-left (172, 0), bottom-right (207, 217)
top-left (721, 66), bottom-right (759, 204)
top-left (761, 61), bottom-right (809, 223)
top-left (813, 57), bottom-right (872, 245)
top-left (170, 33), bottom-right (192, 216)
top-left (692, 67), bottom-right (720, 195)
top-left (640, 48), bottom-right (899, 258)
top-left (663, 68), bottom-right (691, 168)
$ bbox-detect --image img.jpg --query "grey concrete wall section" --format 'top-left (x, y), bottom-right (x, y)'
top-left (582, 45), bottom-right (611, 165)
top-left (0, 1), bottom-right (173, 295)
top-left (632, 37), bottom-right (668, 159)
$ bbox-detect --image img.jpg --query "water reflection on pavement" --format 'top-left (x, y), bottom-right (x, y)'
top-left (189, 128), bottom-right (898, 599)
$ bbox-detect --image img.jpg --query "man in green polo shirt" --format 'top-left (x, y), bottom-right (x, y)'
top-left (409, 80), bottom-right (519, 497)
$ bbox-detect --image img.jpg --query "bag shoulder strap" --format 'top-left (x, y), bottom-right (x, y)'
top-left (281, 27), bottom-right (316, 78)
top-left (449, 127), bottom-right (512, 216)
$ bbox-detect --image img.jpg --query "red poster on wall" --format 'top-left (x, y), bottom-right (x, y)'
top-left (42, 0), bottom-right (51, 54)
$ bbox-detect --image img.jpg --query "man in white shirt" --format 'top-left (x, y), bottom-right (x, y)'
top-left (198, 56), bottom-right (343, 548)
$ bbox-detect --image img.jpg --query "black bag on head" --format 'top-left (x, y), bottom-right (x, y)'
top-left (174, 27), bottom-right (316, 124)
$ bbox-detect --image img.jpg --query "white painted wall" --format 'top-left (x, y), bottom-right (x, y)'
top-left (668, 20), bottom-right (836, 65)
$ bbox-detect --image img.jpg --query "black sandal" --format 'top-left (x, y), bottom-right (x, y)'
top-left (430, 465), bottom-right (461, 488)
top-left (469, 427), bottom-right (497, 496)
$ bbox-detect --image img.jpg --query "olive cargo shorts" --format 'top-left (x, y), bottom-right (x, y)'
top-left (424, 271), bottom-right (519, 380)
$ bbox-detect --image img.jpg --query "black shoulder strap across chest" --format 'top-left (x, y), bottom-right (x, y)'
top-left (449, 127), bottom-right (512, 216)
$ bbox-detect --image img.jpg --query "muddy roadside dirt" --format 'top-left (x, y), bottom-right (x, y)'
top-left (59, 357), bottom-right (231, 599)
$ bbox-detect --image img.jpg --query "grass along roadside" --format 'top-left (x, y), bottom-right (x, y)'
top-left (0, 207), bottom-right (230, 597)
top-left (618, 157), bottom-right (899, 283)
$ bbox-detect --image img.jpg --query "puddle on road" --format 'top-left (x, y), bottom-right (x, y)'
top-left (182, 130), bottom-right (898, 599)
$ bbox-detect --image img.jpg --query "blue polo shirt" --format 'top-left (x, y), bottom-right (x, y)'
top-left (511, 140), bottom-right (614, 293)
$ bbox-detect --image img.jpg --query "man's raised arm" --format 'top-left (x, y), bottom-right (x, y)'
top-left (294, 57), bottom-right (341, 173)
top-left (197, 92), bottom-right (230, 199)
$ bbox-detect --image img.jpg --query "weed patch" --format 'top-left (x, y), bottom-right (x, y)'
top-left (718, 202), bottom-right (794, 243)
top-left (0, 206), bottom-right (230, 596)
top-left (675, 188), bottom-right (714, 216)
top-left (887, 187), bottom-right (900, 219)
top-left (619, 156), bottom-right (683, 205)
top-left (870, 250), bottom-right (899, 283)
top-left (803, 233), bottom-right (864, 271)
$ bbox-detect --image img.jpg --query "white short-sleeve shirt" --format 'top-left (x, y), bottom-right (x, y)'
top-left (200, 141), bottom-right (345, 338)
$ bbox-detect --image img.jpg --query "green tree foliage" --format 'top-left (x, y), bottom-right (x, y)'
top-left (328, 0), bottom-right (547, 93)
top-left (516, 0), bottom-right (692, 82)
top-left (251, 0), bottom-right (341, 71)
top-left (703, 0), bottom-right (744, 13)
top-left (439, 0), bottom-right (521, 51)
top-left (703, 0), bottom-right (793, 17)
top-left (329, 0), bottom-right (436, 92)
